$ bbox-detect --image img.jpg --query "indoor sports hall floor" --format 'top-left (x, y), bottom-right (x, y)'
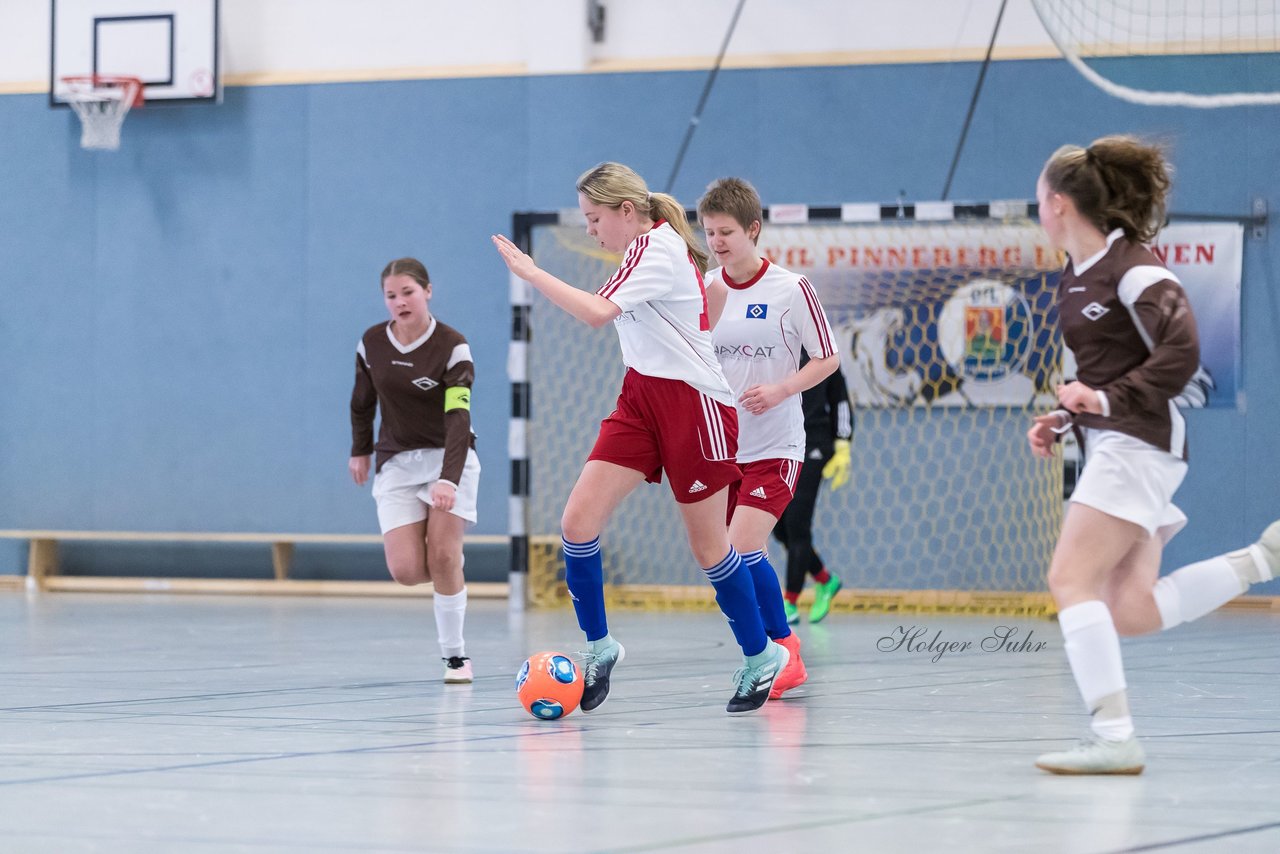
top-left (3, 592), bottom-right (1278, 853)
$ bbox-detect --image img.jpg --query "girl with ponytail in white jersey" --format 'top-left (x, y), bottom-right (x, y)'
top-left (1030, 135), bottom-right (1280, 775)
top-left (698, 177), bottom-right (841, 701)
top-left (492, 162), bottom-right (787, 715)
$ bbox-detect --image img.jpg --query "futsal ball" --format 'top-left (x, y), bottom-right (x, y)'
top-left (516, 651), bottom-right (583, 720)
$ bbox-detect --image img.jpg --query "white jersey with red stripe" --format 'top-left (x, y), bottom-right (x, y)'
top-left (709, 258), bottom-right (838, 463)
top-left (595, 220), bottom-right (734, 407)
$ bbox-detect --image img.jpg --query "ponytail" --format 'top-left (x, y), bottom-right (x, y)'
top-left (1043, 135), bottom-right (1172, 243)
top-left (1088, 136), bottom-right (1172, 244)
top-left (648, 192), bottom-right (709, 273)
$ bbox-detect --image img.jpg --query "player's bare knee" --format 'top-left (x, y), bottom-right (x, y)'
top-left (1045, 564), bottom-right (1070, 596)
top-left (1046, 564), bottom-right (1090, 604)
top-left (560, 512), bottom-right (600, 545)
top-left (426, 547), bottom-right (459, 577)
top-left (386, 558), bottom-right (424, 586)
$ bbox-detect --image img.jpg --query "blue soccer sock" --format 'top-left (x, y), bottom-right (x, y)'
top-left (741, 550), bottom-right (792, 641)
top-left (703, 548), bottom-right (767, 657)
top-left (563, 536), bottom-right (608, 642)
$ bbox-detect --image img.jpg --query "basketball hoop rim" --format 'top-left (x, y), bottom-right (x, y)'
top-left (60, 74), bottom-right (145, 108)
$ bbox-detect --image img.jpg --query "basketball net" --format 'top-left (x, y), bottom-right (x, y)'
top-left (61, 75), bottom-right (144, 151)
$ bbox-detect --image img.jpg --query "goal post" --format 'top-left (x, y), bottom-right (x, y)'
top-left (510, 203), bottom-right (1065, 616)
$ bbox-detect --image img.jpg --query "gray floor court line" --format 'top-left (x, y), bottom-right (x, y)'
top-left (1107, 820), bottom-right (1280, 853)
top-left (3, 592), bottom-right (1279, 853)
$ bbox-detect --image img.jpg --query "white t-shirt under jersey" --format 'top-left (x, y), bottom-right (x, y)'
top-left (709, 258), bottom-right (838, 463)
top-left (596, 220), bottom-right (734, 407)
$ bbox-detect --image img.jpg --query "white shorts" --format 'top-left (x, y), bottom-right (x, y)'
top-left (1069, 427), bottom-right (1187, 543)
top-left (371, 447), bottom-right (481, 533)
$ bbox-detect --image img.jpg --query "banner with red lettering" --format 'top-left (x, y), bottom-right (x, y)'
top-left (757, 219), bottom-right (1240, 409)
top-left (1149, 223), bottom-right (1242, 409)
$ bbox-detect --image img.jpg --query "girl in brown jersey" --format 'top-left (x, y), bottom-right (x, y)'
top-left (1029, 136), bottom-right (1280, 775)
top-left (349, 258), bottom-right (481, 684)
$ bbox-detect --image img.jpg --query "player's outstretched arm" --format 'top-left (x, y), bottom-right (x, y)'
top-left (492, 234), bottom-right (620, 328)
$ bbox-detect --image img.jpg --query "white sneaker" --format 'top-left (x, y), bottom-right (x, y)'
top-left (1035, 734), bottom-right (1145, 775)
top-left (1229, 520), bottom-right (1280, 584)
top-left (1252, 520), bottom-right (1280, 579)
top-left (443, 656), bottom-right (473, 684)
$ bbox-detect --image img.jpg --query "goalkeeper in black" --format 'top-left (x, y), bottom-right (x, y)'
top-left (772, 350), bottom-right (853, 623)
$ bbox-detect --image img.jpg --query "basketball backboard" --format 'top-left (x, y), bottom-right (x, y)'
top-left (50, 0), bottom-right (220, 107)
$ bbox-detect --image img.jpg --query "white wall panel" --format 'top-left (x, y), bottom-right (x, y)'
top-left (3, 1), bottom-right (1056, 92)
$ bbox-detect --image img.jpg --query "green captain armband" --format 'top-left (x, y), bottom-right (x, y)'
top-left (444, 386), bottom-right (472, 412)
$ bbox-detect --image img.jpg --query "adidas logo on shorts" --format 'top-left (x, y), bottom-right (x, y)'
top-left (688, 480), bottom-right (708, 493)
top-left (750, 486), bottom-right (767, 499)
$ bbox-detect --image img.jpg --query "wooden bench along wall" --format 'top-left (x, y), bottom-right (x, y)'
top-left (0, 530), bottom-right (509, 597)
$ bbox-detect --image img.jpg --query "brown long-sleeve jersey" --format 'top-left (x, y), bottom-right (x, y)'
top-left (1059, 231), bottom-right (1200, 459)
top-left (350, 318), bottom-right (476, 483)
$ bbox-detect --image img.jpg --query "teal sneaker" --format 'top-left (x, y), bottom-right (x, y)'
top-left (726, 640), bottom-right (789, 715)
top-left (580, 639), bottom-right (625, 713)
top-left (809, 574), bottom-right (843, 623)
top-left (1035, 735), bottom-right (1145, 775)
top-left (783, 601), bottom-right (800, 625)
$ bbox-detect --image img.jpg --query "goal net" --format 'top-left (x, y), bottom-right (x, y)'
top-left (521, 211), bottom-right (1064, 615)
top-left (1031, 0), bottom-right (1280, 107)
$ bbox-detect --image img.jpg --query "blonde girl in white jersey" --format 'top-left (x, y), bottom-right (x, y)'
top-left (492, 163), bottom-right (788, 716)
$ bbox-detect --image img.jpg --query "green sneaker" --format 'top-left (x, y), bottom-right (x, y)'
top-left (783, 601), bottom-right (800, 625)
top-left (1035, 735), bottom-right (1145, 775)
top-left (809, 574), bottom-right (842, 623)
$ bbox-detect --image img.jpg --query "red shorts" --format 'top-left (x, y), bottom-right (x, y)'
top-left (588, 369), bottom-right (740, 504)
top-left (727, 458), bottom-right (803, 521)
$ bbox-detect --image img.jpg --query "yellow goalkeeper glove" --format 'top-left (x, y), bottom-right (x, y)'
top-left (822, 439), bottom-right (851, 490)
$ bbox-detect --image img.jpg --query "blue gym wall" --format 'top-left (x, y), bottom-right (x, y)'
top-left (2, 56), bottom-right (1277, 589)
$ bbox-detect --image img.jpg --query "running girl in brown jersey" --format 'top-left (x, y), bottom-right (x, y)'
top-left (1029, 136), bottom-right (1280, 774)
top-left (349, 258), bottom-right (481, 684)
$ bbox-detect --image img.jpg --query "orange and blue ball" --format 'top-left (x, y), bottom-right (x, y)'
top-left (516, 651), bottom-right (583, 719)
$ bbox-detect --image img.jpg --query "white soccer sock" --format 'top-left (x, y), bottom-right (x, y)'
top-left (1152, 556), bottom-right (1245, 631)
top-left (434, 587), bottom-right (467, 659)
top-left (1059, 601), bottom-right (1133, 741)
